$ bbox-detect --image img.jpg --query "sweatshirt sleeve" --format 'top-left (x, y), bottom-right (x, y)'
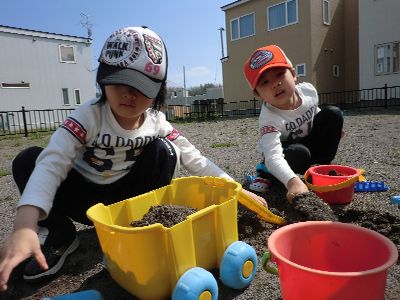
top-left (171, 134), bottom-right (233, 180)
top-left (257, 104), bottom-right (297, 187)
top-left (258, 130), bottom-right (297, 187)
top-left (16, 103), bottom-right (95, 219)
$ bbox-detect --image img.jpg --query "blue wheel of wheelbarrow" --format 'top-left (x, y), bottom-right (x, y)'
top-left (172, 267), bottom-right (218, 300)
top-left (220, 241), bottom-right (258, 289)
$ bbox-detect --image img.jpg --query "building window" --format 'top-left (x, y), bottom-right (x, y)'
top-left (62, 88), bottom-right (70, 105)
top-left (295, 64), bottom-right (306, 77)
top-left (375, 42), bottom-right (400, 75)
top-left (59, 45), bottom-right (75, 63)
top-left (394, 43), bottom-right (400, 73)
top-left (333, 65), bottom-right (340, 77)
top-left (323, 0), bottom-right (330, 25)
top-left (267, 0), bottom-right (298, 31)
top-left (74, 89), bottom-right (81, 105)
top-left (230, 13), bottom-right (255, 40)
top-left (1, 82), bottom-right (30, 88)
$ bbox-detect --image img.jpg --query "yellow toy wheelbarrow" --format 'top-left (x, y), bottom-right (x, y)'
top-left (87, 176), bottom-right (285, 300)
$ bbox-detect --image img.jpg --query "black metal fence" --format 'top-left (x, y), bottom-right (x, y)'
top-left (0, 107), bottom-right (74, 137)
top-left (1, 85), bottom-right (399, 137)
top-left (319, 84), bottom-right (400, 109)
top-left (165, 98), bottom-right (262, 121)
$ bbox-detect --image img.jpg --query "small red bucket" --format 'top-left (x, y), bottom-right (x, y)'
top-left (305, 165), bottom-right (361, 204)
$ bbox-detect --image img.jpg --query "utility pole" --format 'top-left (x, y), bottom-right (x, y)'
top-left (218, 27), bottom-right (225, 58)
top-left (80, 13), bottom-right (93, 39)
top-left (183, 66), bottom-right (187, 106)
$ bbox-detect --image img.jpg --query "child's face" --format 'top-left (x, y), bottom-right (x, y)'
top-left (105, 85), bottom-right (154, 129)
top-left (255, 67), bottom-right (297, 110)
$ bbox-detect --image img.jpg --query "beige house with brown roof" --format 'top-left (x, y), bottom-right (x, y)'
top-left (220, 0), bottom-right (359, 102)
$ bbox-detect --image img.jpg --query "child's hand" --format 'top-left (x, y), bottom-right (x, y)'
top-left (0, 228), bottom-right (47, 292)
top-left (0, 205), bottom-right (47, 292)
top-left (242, 188), bottom-right (268, 208)
top-left (286, 176), bottom-right (309, 203)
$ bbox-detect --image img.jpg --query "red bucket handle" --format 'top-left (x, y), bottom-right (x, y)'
top-left (304, 168), bottom-right (364, 193)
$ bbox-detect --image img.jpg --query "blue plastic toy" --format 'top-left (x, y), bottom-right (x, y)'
top-left (354, 181), bottom-right (388, 192)
top-left (42, 290), bottom-right (103, 300)
top-left (173, 267), bottom-right (218, 300)
top-left (391, 195), bottom-right (400, 205)
top-left (220, 241), bottom-right (258, 289)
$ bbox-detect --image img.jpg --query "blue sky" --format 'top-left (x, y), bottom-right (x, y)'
top-left (1, 0), bottom-right (231, 88)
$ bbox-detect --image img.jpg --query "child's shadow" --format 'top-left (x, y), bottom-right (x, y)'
top-left (79, 268), bottom-right (136, 299)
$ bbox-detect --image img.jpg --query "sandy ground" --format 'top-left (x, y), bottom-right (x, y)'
top-left (0, 108), bottom-right (399, 299)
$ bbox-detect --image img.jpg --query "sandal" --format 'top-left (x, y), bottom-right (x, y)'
top-left (249, 177), bottom-right (271, 193)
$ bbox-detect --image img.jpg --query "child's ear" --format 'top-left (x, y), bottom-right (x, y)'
top-left (291, 68), bottom-right (297, 81)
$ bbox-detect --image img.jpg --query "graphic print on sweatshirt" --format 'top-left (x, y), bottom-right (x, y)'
top-left (81, 132), bottom-right (157, 173)
top-left (283, 105), bottom-right (317, 143)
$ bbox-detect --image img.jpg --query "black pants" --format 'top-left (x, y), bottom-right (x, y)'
top-left (282, 105), bottom-right (343, 174)
top-left (12, 138), bottom-right (177, 246)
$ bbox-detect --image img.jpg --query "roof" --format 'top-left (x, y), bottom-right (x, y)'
top-left (221, 0), bottom-right (251, 11)
top-left (0, 24), bottom-right (91, 43)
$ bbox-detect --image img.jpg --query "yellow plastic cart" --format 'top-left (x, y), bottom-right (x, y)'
top-left (87, 176), bottom-right (285, 300)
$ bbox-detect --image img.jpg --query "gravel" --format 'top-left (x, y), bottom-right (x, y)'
top-left (0, 107), bottom-right (399, 299)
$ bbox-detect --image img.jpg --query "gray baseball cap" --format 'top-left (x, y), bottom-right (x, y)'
top-left (96, 26), bottom-right (167, 98)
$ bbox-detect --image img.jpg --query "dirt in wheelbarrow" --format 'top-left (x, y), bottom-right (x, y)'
top-left (1, 108), bottom-right (400, 299)
top-left (130, 205), bottom-right (198, 228)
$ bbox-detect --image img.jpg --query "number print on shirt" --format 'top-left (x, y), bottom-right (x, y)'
top-left (82, 133), bottom-right (157, 173)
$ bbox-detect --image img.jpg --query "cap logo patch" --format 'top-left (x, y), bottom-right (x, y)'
top-left (250, 50), bottom-right (273, 70)
top-left (143, 34), bottom-right (163, 64)
top-left (100, 28), bottom-right (142, 67)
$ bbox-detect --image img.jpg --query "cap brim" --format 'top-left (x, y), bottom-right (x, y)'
top-left (251, 63), bottom-right (292, 90)
top-left (97, 64), bottom-right (162, 99)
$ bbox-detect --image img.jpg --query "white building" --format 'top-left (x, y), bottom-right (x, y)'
top-left (168, 86), bottom-right (224, 105)
top-left (358, 0), bottom-right (400, 90)
top-left (0, 25), bottom-right (96, 111)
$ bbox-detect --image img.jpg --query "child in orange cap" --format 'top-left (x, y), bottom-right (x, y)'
top-left (244, 45), bottom-right (344, 202)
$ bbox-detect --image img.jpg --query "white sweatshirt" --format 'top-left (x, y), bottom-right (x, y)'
top-left (256, 82), bottom-right (320, 187)
top-left (17, 99), bottom-right (232, 217)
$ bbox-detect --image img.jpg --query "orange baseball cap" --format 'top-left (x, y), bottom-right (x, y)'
top-left (244, 45), bottom-right (293, 90)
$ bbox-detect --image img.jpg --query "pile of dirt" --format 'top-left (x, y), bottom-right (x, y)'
top-left (130, 205), bottom-right (197, 228)
top-left (289, 192), bottom-right (338, 221)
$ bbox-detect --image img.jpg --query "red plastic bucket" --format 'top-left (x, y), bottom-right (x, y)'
top-left (264, 221), bottom-right (398, 300)
top-left (305, 165), bottom-right (360, 204)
